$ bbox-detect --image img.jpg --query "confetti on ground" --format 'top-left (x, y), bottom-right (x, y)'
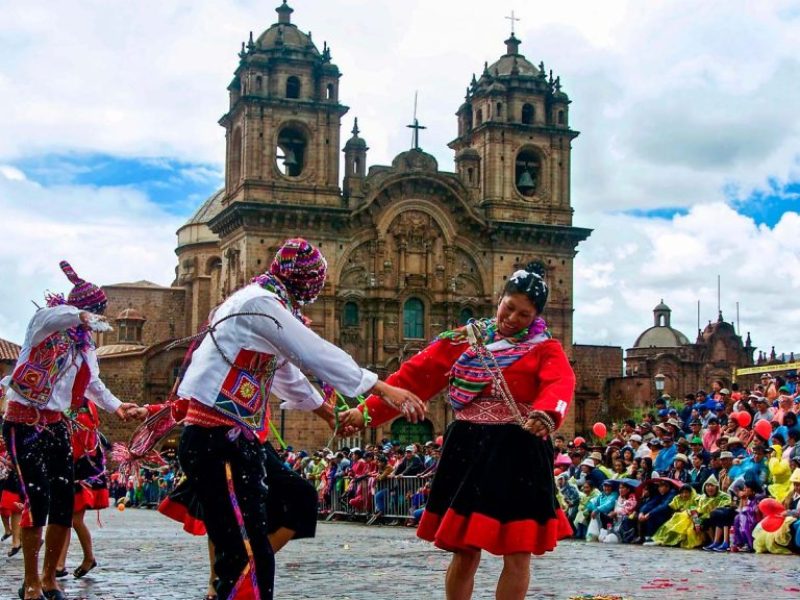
top-left (569, 596), bottom-right (629, 600)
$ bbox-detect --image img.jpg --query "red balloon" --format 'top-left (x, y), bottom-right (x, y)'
top-left (435, 435), bottom-right (444, 447)
top-left (754, 419), bottom-right (772, 441)
top-left (592, 422), bottom-right (608, 439)
top-left (573, 436), bottom-right (586, 446)
top-left (736, 411), bottom-right (752, 428)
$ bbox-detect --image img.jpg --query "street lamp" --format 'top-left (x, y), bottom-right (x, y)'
top-left (654, 373), bottom-right (666, 400)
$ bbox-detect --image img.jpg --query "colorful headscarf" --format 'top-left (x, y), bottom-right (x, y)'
top-left (440, 317), bottom-right (550, 410)
top-left (60, 260), bottom-right (108, 314)
top-left (267, 238), bottom-right (327, 304)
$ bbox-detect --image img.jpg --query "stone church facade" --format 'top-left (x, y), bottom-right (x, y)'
top-left (96, 1), bottom-right (593, 448)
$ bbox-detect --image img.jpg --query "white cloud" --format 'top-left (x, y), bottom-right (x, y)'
top-left (0, 168), bottom-right (181, 344)
top-left (0, 165), bottom-right (26, 181)
top-left (574, 203), bottom-right (800, 354)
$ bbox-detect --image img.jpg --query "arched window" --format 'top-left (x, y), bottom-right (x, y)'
top-left (343, 302), bottom-right (359, 327)
top-left (521, 103), bottom-right (534, 124)
top-left (496, 102), bottom-right (503, 118)
top-left (326, 83), bottom-right (335, 100)
top-left (255, 76), bottom-right (263, 92)
top-left (275, 125), bottom-right (308, 177)
top-left (403, 298), bottom-right (425, 339)
top-left (286, 76), bottom-right (301, 99)
top-left (515, 149), bottom-right (540, 197)
top-left (475, 108), bottom-right (483, 126)
top-left (467, 167), bottom-right (473, 184)
top-left (557, 109), bottom-right (565, 125)
top-left (458, 307), bottom-right (474, 326)
top-left (353, 157), bottom-right (360, 174)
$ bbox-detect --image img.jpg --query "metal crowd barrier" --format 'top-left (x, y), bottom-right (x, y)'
top-left (321, 475), bottom-right (430, 523)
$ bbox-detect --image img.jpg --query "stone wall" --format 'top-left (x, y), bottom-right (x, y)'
top-left (97, 352), bottom-right (147, 443)
top-left (572, 344), bottom-right (623, 435)
top-left (100, 284), bottom-right (187, 347)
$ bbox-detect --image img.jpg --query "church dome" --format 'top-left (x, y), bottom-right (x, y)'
top-left (343, 118), bottom-right (367, 150)
top-left (254, 2), bottom-right (320, 55)
top-left (391, 148), bottom-right (438, 173)
top-left (633, 299), bottom-right (690, 348)
top-left (183, 188), bottom-right (225, 226)
top-left (256, 24), bottom-right (319, 54)
top-left (634, 326), bottom-right (691, 348)
top-left (177, 188), bottom-right (224, 249)
top-left (487, 54), bottom-right (538, 78)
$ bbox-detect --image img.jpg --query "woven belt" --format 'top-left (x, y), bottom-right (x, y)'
top-left (452, 398), bottom-right (530, 424)
top-left (4, 402), bottom-right (63, 425)
top-left (185, 399), bottom-right (238, 429)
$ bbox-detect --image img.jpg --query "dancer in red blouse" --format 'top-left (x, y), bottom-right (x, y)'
top-left (341, 263), bottom-right (575, 600)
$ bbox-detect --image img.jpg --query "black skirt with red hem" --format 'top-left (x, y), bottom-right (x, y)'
top-left (73, 450), bottom-right (109, 512)
top-left (161, 442), bottom-right (317, 539)
top-left (74, 487), bottom-right (110, 512)
top-left (0, 468), bottom-right (22, 516)
top-left (158, 480), bottom-right (207, 536)
top-left (416, 420), bottom-right (572, 556)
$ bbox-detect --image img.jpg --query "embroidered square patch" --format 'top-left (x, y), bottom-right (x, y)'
top-left (214, 349), bottom-right (276, 430)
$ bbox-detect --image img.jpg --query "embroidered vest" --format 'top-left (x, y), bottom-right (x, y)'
top-left (212, 348), bottom-right (276, 435)
top-left (10, 331), bottom-right (77, 407)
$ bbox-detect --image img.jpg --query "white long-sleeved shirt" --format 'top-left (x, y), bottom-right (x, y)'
top-left (178, 284), bottom-right (377, 411)
top-left (2, 305), bottom-right (122, 414)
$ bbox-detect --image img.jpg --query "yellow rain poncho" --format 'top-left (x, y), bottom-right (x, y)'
top-left (653, 485), bottom-right (703, 548)
top-left (696, 475), bottom-right (733, 518)
top-left (767, 451), bottom-right (792, 503)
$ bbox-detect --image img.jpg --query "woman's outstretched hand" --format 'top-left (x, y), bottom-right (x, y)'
top-left (371, 381), bottom-right (426, 422)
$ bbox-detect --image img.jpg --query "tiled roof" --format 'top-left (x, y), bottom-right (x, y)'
top-left (0, 337), bottom-right (21, 362)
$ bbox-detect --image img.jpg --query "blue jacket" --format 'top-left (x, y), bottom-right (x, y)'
top-left (640, 490), bottom-right (676, 519)
top-left (587, 490), bottom-right (618, 514)
top-left (654, 444), bottom-right (677, 474)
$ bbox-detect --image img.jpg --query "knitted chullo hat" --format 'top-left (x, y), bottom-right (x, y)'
top-left (60, 260), bottom-right (108, 314)
top-left (269, 238), bottom-right (327, 304)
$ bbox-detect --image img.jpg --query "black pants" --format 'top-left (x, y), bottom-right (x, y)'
top-left (179, 426), bottom-right (275, 600)
top-left (2, 420), bottom-right (73, 528)
top-left (263, 442), bottom-right (318, 540)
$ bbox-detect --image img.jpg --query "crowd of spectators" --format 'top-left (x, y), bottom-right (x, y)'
top-left (284, 440), bottom-right (441, 526)
top-left (104, 373), bottom-right (800, 556)
top-left (556, 375), bottom-right (800, 554)
top-left (110, 462), bottom-right (180, 508)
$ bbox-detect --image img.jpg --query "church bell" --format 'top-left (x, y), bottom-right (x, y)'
top-left (517, 170), bottom-right (536, 194)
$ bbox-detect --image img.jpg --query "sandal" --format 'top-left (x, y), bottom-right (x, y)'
top-left (8, 545), bottom-right (22, 557)
top-left (55, 569), bottom-right (69, 579)
top-left (17, 586), bottom-right (45, 600)
top-left (2, 532), bottom-right (11, 541)
top-left (73, 559), bottom-right (97, 578)
top-left (42, 590), bottom-right (67, 600)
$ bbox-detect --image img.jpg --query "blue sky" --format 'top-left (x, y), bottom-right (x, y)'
top-left (11, 154), bottom-right (222, 217)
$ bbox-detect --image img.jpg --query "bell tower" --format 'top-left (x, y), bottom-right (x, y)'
top-left (449, 31), bottom-right (577, 226)
top-left (219, 1), bottom-right (348, 209)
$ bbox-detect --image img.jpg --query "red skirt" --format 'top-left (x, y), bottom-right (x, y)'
top-left (0, 490), bottom-right (23, 516)
top-left (417, 420), bottom-right (572, 556)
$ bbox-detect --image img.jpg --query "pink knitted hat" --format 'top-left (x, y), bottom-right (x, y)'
top-left (60, 260), bottom-right (108, 314)
top-left (269, 239), bottom-right (327, 303)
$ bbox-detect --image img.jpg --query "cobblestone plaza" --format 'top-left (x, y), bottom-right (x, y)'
top-left (1, 509), bottom-right (798, 599)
